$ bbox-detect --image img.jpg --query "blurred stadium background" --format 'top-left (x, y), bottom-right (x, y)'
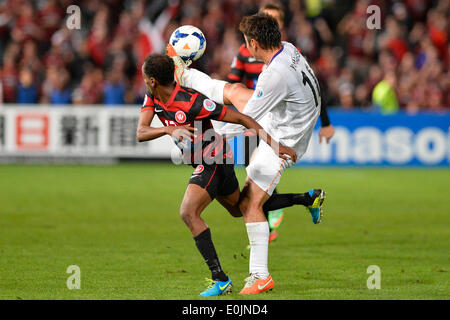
top-left (0, 0), bottom-right (448, 164)
top-left (0, 0), bottom-right (449, 300)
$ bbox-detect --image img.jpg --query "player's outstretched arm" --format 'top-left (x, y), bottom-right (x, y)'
top-left (221, 107), bottom-right (297, 162)
top-left (136, 109), bottom-right (195, 142)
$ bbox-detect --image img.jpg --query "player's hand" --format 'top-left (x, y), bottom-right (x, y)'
top-left (319, 125), bottom-right (335, 144)
top-left (278, 145), bottom-right (297, 163)
top-left (166, 125), bottom-right (196, 142)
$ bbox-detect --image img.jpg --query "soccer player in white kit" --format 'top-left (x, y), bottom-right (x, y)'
top-left (168, 13), bottom-right (326, 295)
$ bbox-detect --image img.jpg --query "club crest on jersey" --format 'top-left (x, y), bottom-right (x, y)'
top-left (256, 89), bottom-right (263, 98)
top-left (193, 165), bottom-right (204, 174)
top-left (175, 111), bottom-right (186, 123)
top-left (203, 99), bottom-right (216, 111)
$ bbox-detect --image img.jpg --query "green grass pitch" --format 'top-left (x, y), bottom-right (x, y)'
top-left (0, 163), bottom-right (448, 300)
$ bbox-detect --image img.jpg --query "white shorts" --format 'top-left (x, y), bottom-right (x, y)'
top-left (246, 140), bottom-right (293, 196)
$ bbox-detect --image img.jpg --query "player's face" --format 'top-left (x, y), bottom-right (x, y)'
top-left (244, 36), bottom-right (259, 59)
top-left (142, 68), bottom-right (157, 96)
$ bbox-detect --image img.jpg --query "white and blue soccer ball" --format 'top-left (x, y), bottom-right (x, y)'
top-left (169, 25), bottom-right (206, 63)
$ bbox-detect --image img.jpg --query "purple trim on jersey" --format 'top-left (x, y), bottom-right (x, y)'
top-left (268, 45), bottom-right (284, 65)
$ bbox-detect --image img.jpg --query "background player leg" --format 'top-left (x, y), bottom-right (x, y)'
top-left (264, 192), bottom-right (314, 211)
top-left (266, 188), bottom-right (284, 242)
top-left (263, 190), bottom-right (326, 225)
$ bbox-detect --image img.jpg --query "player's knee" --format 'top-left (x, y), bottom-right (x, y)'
top-left (179, 204), bottom-right (199, 227)
top-left (229, 83), bottom-right (246, 96)
top-left (224, 82), bottom-right (244, 102)
top-left (223, 82), bottom-right (240, 93)
top-left (239, 195), bottom-right (263, 217)
top-left (232, 82), bottom-right (246, 90)
top-left (248, 200), bottom-right (263, 213)
top-left (238, 195), bottom-right (250, 215)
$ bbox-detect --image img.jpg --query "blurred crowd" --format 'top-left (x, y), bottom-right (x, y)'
top-left (0, 0), bottom-right (448, 112)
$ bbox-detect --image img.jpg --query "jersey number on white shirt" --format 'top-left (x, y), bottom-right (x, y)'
top-left (301, 65), bottom-right (320, 108)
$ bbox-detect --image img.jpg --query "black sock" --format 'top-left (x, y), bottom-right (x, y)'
top-left (193, 228), bottom-right (228, 282)
top-left (263, 192), bottom-right (313, 213)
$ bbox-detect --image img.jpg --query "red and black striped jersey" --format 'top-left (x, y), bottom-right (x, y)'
top-left (141, 83), bottom-right (233, 165)
top-left (227, 44), bottom-right (264, 89)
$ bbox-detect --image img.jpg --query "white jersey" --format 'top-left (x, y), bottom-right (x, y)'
top-left (219, 41), bottom-right (321, 158)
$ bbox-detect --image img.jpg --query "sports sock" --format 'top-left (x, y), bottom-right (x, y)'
top-left (182, 68), bottom-right (227, 104)
top-left (246, 222), bottom-right (270, 279)
top-left (263, 192), bottom-right (313, 213)
top-left (193, 228), bottom-right (228, 282)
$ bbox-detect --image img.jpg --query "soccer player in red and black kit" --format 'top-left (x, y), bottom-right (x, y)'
top-left (137, 53), bottom-right (309, 296)
top-left (227, 3), bottom-right (335, 242)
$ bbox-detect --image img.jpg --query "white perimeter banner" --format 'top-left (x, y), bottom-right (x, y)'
top-left (0, 106), bottom-right (449, 166)
top-left (0, 105), bottom-right (173, 158)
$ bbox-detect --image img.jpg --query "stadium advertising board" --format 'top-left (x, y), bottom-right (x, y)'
top-left (230, 110), bottom-right (450, 167)
top-left (0, 106), bottom-right (172, 159)
top-left (0, 114), bottom-right (4, 149)
top-left (303, 111), bottom-right (449, 166)
top-left (0, 107), bottom-right (448, 166)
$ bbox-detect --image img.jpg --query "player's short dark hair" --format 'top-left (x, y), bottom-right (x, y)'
top-left (239, 13), bottom-right (281, 50)
top-left (260, 3), bottom-right (285, 24)
top-left (142, 53), bottom-right (174, 85)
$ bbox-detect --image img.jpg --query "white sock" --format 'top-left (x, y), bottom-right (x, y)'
top-left (246, 221), bottom-right (270, 279)
top-left (181, 68), bottom-right (226, 104)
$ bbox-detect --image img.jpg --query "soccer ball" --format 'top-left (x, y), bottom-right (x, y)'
top-left (169, 25), bottom-right (206, 63)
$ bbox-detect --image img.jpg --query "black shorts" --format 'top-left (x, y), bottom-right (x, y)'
top-left (188, 163), bottom-right (239, 200)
